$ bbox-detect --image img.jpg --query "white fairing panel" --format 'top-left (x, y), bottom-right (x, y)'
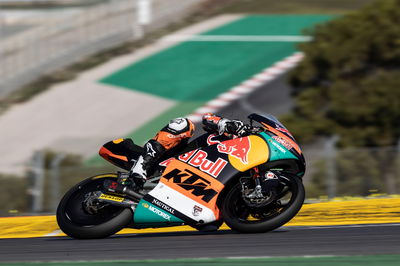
top-left (149, 182), bottom-right (217, 224)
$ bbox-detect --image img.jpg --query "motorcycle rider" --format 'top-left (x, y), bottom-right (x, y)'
top-left (104, 113), bottom-right (250, 193)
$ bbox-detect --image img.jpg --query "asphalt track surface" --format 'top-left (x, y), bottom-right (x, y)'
top-left (192, 72), bottom-right (293, 139)
top-left (1, 224), bottom-right (400, 262)
top-left (218, 71), bottom-right (295, 120)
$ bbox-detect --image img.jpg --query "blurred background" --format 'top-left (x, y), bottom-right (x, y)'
top-left (0, 0), bottom-right (399, 216)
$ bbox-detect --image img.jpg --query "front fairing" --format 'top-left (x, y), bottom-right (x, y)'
top-left (248, 113), bottom-right (305, 167)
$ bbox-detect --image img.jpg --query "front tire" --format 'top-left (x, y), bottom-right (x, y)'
top-left (222, 174), bottom-right (305, 233)
top-left (56, 174), bottom-right (132, 239)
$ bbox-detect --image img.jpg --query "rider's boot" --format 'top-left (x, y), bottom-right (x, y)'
top-left (128, 155), bottom-right (148, 189)
top-left (104, 140), bottom-right (165, 193)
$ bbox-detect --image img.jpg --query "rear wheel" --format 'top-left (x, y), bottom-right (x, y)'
top-left (221, 174), bottom-right (304, 233)
top-left (56, 174), bottom-right (132, 239)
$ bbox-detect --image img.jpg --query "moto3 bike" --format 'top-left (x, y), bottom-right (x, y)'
top-left (57, 113), bottom-right (306, 239)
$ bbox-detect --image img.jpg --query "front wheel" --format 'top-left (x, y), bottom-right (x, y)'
top-left (222, 174), bottom-right (305, 233)
top-left (56, 174), bottom-right (133, 239)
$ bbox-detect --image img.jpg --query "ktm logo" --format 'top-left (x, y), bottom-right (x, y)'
top-left (163, 168), bottom-right (218, 203)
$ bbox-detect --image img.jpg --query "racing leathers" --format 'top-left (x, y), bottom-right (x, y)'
top-left (128, 113), bottom-right (248, 189)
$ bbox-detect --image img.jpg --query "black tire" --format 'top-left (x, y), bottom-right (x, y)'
top-left (222, 174), bottom-right (305, 233)
top-left (56, 174), bottom-right (133, 239)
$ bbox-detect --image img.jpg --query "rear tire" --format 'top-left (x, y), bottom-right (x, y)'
top-left (222, 174), bottom-right (304, 233)
top-left (56, 174), bottom-right (133, 239)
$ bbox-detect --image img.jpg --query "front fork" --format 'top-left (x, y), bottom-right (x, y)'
top-left (245, 167), bottom-right (279, 199)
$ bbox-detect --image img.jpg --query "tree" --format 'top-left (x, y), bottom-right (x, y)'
top-left (284, 0), bottom-right (400, 147)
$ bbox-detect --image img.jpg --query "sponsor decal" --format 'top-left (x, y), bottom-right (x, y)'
top-left (159, 149), bottom-right (228, 178)
top-left (159, 157), bottom-right (174, 167)
top-left (152, 198), bottom-right (175, 215)
top-left (142, 202), bottom-right (171, 221)
top-left (163, 168), bottom-right (218, 203)
top-left (275, 124), bottom-right (294, 138)
top-left (167, 132), bottom-right (190, 139)
top-left (268, 139), bottom-right (287, 154)
top-left (272, 136), bottom-right (293, 150)
top-left (217, 137), bottom-right (251, 164)
top-left (99, 194), bottom-right (124, 202)
top-left (178, 150), bottom-right (197, 162)
top-left (207, 134), bottom-right (220, 145)
top-left (187, 150), bottom-right (227, 178)
top-left (192, 205), bottom-right (203, 216)
top-left (266, 172), bottom-right (276, 180)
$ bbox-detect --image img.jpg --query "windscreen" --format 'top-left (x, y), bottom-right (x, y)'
top-left (248, 113), bottom-right (295, 141)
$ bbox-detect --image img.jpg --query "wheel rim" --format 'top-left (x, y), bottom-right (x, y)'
top-left (226, 177), bottom-right (299, 224)
top-left (63, 179), bottom-right (125, 226)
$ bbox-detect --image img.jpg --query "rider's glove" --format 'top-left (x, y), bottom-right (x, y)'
top-left (236, 124), bottom-right (251, 137)
top-left (222, 120), bottom-right (250, 137)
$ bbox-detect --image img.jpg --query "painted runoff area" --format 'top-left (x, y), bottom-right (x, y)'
top-left (2, 255), bottom-right (400, 266)
top-left (100, 15), bottom-right (332, 145)
top-left (1, 197), bottom-right (400, 239)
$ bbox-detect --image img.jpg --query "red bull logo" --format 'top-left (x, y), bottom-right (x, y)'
top-left (217, 137), bottom-right (251, 164)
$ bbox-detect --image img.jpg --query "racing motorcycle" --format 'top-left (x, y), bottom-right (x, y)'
top-left (57, 113), bottom-right (306, 239)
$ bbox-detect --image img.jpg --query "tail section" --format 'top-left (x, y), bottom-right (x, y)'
top-left (99, 138), bottom-right (143, 170)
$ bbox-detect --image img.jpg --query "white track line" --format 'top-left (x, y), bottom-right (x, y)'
top-left (227, 255), bottom-right (339, 259)
top-left (186, 52), bottom-right (304, 122)
top-left (162, 35), bottom-right (312, 42)
top-left (44, 229), bottom-right (62, 237)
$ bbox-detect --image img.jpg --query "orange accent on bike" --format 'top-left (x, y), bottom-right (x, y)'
top-left (261, 122), bottom-right (302, 154)
top-left (112, 138), bottom-right (124, 144)
top-left (99, 146), bottom-right (128, 162)
top-left (160, 159), bottom-right (224, 219)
